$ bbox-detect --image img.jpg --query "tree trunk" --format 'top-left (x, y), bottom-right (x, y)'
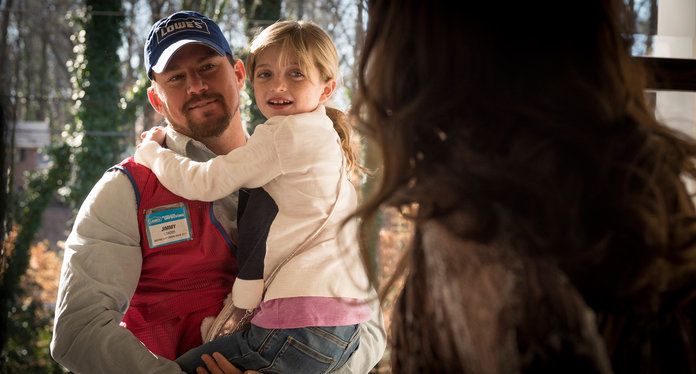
top-left (1, 94), bottom-right (6, 244)
top-left (351, 0), bottom-right (364, 93)
top-left (0, 0), bottom-right (14, 238)
top-left (123, 0), bottom-right (137, 88)
top-left (142, 0), bottom-right (168, 131)
top-left (213, 0), bottom-right (230, 22)
top-left (296, 0), bottom-right (304, 19)
top-left (21, 1), bottom-right (35, 120)
top-left (0, 0), bottom-right (12, 89)
top-left (183, 0), bottom-right (203, 11)
top-left (243, 0), bottom-right (281, 40)
top-left (7, 0), bottom-right (21, 198)
top-left (647, 0), bottom-right (658, 53)
top-left (37, 21), bottom-right (49, 121)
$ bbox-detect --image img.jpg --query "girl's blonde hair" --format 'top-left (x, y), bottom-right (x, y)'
top-left (247, 20), bottom-right (360, 172)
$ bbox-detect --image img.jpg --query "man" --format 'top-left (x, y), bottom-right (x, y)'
top-left (50, 11), bottom-right (385, 373)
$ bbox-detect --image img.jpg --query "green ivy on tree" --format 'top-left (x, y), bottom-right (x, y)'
top-left (66, 0), bottom-right (125, 208)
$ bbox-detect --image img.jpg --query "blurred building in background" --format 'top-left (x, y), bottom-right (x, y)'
top-left (11, 121), bottom-right (51, 191)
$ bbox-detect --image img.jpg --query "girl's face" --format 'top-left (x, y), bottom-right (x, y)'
top-left (252, 45), bottom-right (335, 119)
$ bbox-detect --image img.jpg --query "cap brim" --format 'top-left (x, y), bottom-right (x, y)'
top-left (151, 38), bottom-right (227, 75)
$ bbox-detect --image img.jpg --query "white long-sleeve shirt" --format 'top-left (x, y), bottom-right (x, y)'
top-left (51, 119), bottom-right (386, 373)
top-left (135, 106), bottom-right (371, 323)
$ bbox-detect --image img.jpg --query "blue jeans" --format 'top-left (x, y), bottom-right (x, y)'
top-left (176, 324), bottom-right (360, 373)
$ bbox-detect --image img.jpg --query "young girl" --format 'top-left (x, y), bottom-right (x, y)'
top-left (135, 20), bottom-right (371, 373)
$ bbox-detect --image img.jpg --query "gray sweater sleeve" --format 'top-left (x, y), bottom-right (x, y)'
top-left (50, 170), bottom-right (183, 374)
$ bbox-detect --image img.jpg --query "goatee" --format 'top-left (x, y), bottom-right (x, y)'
top-left (184, 93), bottom-right (232, 139)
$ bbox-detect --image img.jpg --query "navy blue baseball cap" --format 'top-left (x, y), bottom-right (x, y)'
top-left (145, 11), bottom-right (233, 79)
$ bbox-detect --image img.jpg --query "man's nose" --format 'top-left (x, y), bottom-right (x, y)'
top-left (187, 72), bottom-right (208, 95)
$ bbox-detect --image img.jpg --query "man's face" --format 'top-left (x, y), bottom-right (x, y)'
top-left (148, 43), bottom-right (245, 140)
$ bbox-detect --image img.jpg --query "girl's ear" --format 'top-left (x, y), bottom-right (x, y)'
top-left (147, 86), bottom-right (164, 114)
top-left (319, 79), bottom-right (337, 103)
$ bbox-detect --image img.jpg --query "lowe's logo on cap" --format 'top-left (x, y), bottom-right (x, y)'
top-left (155, 18), bottom-right (210, 44)
top-left (145, 11), bottom-right (233, 79)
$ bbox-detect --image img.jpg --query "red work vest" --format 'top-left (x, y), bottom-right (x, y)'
top-left (114, 158), bottom-right (237, 360)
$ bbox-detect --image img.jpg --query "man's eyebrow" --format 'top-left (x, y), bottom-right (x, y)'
top-left (165, 51), bottom-right (220, 72)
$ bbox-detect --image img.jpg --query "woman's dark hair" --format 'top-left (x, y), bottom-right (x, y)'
top-left (351, 0), bottom-right (696, 372)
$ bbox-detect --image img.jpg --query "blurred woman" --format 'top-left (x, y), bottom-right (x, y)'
top-left (352, 1), bottom-right (696, 373)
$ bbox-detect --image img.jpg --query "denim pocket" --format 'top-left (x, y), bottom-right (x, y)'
top-left (262, 336), bottom-right (335, 374)
top-left (306, 326), bottom-right (357, 348)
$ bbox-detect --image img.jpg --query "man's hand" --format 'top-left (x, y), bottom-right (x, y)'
top-left (195, 353), bottom-right (260, 374)
top-left (140, 126), bottom-right (166, 146)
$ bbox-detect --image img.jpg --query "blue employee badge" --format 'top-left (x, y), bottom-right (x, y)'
top-left (145, 203), bottom-right (193, 248)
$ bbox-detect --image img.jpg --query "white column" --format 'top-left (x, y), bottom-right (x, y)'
top-left (654, 0), bottom-right (696, 138)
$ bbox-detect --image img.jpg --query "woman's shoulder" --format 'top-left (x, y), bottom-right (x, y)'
top-left (416, 215), bottom-right (613, 373)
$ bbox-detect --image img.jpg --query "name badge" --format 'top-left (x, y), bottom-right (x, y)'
top-left (145, 203), bottom-right (193, 248)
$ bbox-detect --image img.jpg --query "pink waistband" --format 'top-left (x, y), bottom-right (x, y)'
top-left (251, 296), bottom-right (371, 329)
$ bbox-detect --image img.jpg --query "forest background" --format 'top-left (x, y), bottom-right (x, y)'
top-left (0, 0), bottom-right (659, 372)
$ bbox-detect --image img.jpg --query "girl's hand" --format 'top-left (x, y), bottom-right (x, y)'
top-left (140, 126), bottom-right (166, 146)
top-left (195, 352), bottom-right (261, 374)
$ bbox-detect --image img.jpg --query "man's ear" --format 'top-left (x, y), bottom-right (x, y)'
top-left (319, 79), bottom-right (336, 103)
top-left (147, 86), bottom-right (164, 114)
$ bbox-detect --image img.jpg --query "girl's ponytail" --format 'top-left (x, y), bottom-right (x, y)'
top-left (325, 106), bottom-right (361, 175)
